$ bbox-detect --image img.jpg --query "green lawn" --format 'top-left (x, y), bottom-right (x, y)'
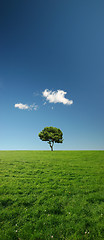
top-left (0, 151), bottom-right (104, 240)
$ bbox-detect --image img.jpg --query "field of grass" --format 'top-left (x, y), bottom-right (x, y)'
top-left (0, 151), bottom-right (104, 240)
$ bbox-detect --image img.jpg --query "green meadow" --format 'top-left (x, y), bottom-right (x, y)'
top-left (0, 151), bottom-right (104, 240)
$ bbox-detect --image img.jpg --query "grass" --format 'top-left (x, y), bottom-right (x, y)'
top-left (0, 150), bottom-right (104, 240)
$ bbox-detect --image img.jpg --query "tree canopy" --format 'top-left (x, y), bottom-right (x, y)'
top-left (38, 126), bottom-right (63, 151)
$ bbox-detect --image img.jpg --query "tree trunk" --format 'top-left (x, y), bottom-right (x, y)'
top-left (51, 145), bottom-right (53, 151)
top-left (49, 141), bottom-right (54, 151)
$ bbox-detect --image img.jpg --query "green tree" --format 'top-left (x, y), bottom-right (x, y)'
top-left (38, 126), bottom-right (63, 151)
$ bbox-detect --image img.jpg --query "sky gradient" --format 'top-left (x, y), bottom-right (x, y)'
top-left (0, 0), bottom-right (104, 150)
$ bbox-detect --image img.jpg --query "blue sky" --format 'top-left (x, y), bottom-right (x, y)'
top-left (0, 0), bottom-right (104, 150)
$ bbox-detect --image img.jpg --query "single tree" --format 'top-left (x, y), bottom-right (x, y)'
top-left (38, 126), bottom-right (63, 151)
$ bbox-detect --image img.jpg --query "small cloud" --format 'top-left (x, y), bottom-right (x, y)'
top-left (30, 103), bottom-right (38, 111)
top-left (14, 103), bottom-right (38, 111)
top-left (43, 102), bottom-right (47, 105)
top-left (42, 89), bottom-right (73, 105)
top-left (14, 103), bottom-right (29, 110)
top-left (33, 91), bottom-right (41, 97)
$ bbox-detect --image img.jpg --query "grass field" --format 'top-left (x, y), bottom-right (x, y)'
top-left (0, 151), bottom-right (104, 240)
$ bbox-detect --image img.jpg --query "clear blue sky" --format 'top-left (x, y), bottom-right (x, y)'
top-left (0, 0), bottom-right (104, 150)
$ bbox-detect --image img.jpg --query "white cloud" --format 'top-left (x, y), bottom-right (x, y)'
top-left (14, 103), bottom-right (38, 111)
top-left (42, 89), bottom-right (73, 105)
top-left (14, 103), bottom-right (29, 110)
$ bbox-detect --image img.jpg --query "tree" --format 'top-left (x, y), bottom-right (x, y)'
top-left (38, 126), bottom-right (63, 151)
